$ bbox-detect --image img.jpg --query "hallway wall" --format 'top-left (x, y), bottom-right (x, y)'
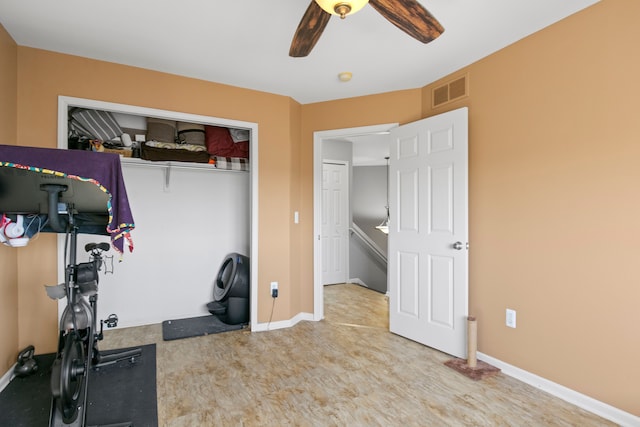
top-left (350, 165), bottom-right (387, 293)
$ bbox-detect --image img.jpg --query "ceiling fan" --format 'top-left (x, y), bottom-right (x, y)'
top-left (290, 0), bottom-right (444, 57)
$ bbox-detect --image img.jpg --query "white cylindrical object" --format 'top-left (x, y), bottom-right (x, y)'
top-left (467, 316), bottom-right (477, 368)
top-left (121, 133), bottom-right (133, 147)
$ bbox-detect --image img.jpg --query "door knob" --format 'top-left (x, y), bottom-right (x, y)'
top-left (453, 241), bottom-right (464, 250)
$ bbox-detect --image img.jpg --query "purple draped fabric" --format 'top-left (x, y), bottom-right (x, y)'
top-left (0, 144), bottom-right (134, 253)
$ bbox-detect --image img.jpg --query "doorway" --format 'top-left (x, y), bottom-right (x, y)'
top-left (314, 108), bottom-right (469, 359)
top-left (313, 123), bottom-right (398, 321)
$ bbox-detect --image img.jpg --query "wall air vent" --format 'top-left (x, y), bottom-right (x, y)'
top-left (432, 74), bottom-right (468, 108)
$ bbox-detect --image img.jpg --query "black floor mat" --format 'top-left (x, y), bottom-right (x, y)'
top-left (0, 353), bottom-right (53, 427)
top-left (162, 315), bottom-right (244, 341)
top-left (86, 345), bottom-right (157, 426)
top-left (0, 344), bottom-right (157, 427)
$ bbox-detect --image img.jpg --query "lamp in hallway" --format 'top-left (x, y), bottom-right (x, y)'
top-left (375, 156), bottom-right (390, 234)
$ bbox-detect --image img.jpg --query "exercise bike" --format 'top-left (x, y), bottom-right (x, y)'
top-left (42, 183), bottom-right (141, 427)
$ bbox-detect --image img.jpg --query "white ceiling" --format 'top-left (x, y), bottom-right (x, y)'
top-left (0, 0), bottom-right (598, 104)
top-left (351, 134), bottom-right (392, 166)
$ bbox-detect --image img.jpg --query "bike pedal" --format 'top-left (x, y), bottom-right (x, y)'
top-left (104, 313), bottom-right (119, 328)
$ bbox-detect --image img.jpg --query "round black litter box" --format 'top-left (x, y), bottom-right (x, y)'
top-left (206, 253), bottom-right (249, 325)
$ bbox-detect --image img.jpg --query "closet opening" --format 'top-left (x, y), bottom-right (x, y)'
top-left (56, 96), bottom-right (259, 331)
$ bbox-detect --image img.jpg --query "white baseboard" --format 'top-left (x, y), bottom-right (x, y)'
top-left (251, 312), bottom-right (314, 332)
top-left (477, 352), bottom-right (639, 427)
top-left (0, 363), bottom-right (16, 394)
top-left (347, 278), bottom-right (368, 287)
top-left (102, 309), bottom-right (315, 333)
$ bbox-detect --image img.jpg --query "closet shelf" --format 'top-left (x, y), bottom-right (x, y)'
top-left (121, 157), bottom-right (247, 191)
top-left (121, 157), bottom-right (247, 173)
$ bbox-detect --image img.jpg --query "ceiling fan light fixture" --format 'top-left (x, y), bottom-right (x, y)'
top-left (315, 0), bottom-right (369, 19)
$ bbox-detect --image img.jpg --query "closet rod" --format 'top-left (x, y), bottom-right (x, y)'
top-left (121, 158), bottom-right (246, 173)
top-left (120, 158), bottom-right (247, 191)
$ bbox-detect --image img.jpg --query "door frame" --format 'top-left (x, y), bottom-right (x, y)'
top-left (313, 123), bottom-right (397, 320)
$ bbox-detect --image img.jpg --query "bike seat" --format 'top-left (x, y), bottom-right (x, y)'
top-left (84, 242), bottom-right (110, 253)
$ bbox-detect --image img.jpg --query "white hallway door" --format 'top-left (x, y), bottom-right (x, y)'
top-left (388, 107), bottom-right (469, 358)
top-left (322, 161), bottom-right (349, 285)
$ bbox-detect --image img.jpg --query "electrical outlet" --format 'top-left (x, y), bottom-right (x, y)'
top-left (506, 308), bottom-right (516, 328)
top-left (270, 281), bottom-right (278, 298)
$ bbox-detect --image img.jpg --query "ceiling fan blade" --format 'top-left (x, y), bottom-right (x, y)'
top-left (369, 0), bottom-right (444, 44)
top-left (290, 1), bottom-right (332, 57)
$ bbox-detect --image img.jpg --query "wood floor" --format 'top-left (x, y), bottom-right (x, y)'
top-left (101, 283), bottom-right (614, 426)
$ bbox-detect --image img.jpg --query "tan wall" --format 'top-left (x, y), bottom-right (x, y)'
top-left (289, 99), bottom-right (304, 314)
top-left (13, 47), bottom-right (300, 352)
top-left (0, 23), bottom-right (19, 373)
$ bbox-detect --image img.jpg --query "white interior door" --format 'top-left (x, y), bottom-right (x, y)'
top-left (388, 107), bottom-right (468, 358)
top-left (322, 161), bottom-right (349, 285)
